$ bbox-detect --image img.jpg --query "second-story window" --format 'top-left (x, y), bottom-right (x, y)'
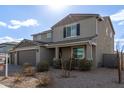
top-left (63, 24), bottom-right (80, 38)
top-left (46, 32), bottom-right (52, 38)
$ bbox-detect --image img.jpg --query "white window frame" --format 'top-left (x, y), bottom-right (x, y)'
top-left (46, 32), bottom-right (52, 38)
top-left (72, 47), bottom-right (85, 59)
top-left (37, 35), bottom-right (42, 40)
top-left (65, 23), bottom-right (77, 38)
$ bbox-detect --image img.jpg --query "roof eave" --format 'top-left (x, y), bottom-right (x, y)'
top-left (51, 14), bottom-right (100, 29)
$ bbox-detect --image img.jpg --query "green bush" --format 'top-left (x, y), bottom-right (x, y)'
top-left (53, 59), bottom-right (61, 69)
top-left (78, 59), bottom-right (93, 71)
top-left (37, 61), bottom-right (49, 72)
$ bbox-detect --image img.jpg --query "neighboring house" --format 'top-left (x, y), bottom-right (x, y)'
top-left (10, 14), bottom-right (115, 68)
top-left (0, 42), bottom-right (18, 63)
top-left (0, 42), bottom-right (18, 53)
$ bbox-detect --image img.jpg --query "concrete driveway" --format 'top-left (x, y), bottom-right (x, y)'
top-left (0, 84), bottom-right (8, 88)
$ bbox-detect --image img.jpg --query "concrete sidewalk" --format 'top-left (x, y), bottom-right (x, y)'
top-left (0, 84), bottom-right (8, 88)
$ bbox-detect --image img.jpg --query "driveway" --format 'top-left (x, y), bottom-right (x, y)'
top-left (0, 84), bottom-right (8, 88)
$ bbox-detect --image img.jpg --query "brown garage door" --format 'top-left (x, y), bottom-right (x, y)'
top-left (18, 49), bottom-right (36, 66)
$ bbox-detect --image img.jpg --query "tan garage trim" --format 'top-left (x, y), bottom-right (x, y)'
top-left (12, 46), bottom-right (39, 52)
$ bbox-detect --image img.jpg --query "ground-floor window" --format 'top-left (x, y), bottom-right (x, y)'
top-left (73, 47), bottom-right (85, 59)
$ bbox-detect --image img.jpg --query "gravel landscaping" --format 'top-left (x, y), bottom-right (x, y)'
top-left (0, 66), bottom-right (124, 88)
top-left (50, 68), bottom-right (121, 88)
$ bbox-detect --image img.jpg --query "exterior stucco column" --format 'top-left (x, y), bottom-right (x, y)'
top-left (90, 44), bottom-right (93, 60)
top-left (14, 51), bottom-right (18, 65)
top-left (36, 47), bottom-right (40, 65)
top-left (89, 41), bottom-right (93, 60)
top-left (86, 43), bottom-right (93, 60)
top-left (55, 47), bottom-right (59, 59)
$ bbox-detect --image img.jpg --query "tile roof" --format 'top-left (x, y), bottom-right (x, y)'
top-left (48, 34), bottom-right (98, 45)
top-left (13, 39), bottom-right (46, 49)
top-left (0, 42), bottom-right (18, 45)
top-left (13, 35), bottom-right (98, 49)
top-left (31, 30), bottom-right (52, 36)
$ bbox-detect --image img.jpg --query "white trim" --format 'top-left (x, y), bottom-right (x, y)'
top-left (64, 35), bottom-right (77, 39)
top-left (46, 32), bottom-right (52, 38)
top-left (5, 54), bottom-right (8, 77)
top-left (64, 24), bottom-right (78, 38)
top-left (72, 47), bottom-right (85, 59)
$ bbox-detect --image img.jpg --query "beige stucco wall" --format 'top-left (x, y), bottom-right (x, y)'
top-left (61, 47), bottom-right (71, 60)
top-left (39, 47), bottom-right (54, 63)
top-left (95, 17), bottom-right (114, 67)
top-left (52, 17), bottom-right (97, 42)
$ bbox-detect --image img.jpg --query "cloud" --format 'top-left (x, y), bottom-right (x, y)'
top-left (8, 25), bottom-right (21, 29)
top-left (110, 9), bottom-right (124, 21)
top-left (8, 19), bottom-right (39, 29)
top-left (114, 38), bottom-right (124, 51)
top-left (0, 36), bottom-right (23, 44)
top-left (118, 21), bottom-right (124, 25)
top-left (0, 21), bottom-right (7, 27)
top-left (110, 9), bottom-right (124, 26)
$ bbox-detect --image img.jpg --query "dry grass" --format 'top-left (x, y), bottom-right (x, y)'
top-left (35, 73), bottom-right (53, 87)
top-left (13, 73), bottom-right (23, 84)
top-left (22, 63), bottom-right (35, 76)
top-left (22, 67), bottom-right (36, 76)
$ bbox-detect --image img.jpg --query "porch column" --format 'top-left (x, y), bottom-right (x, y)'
top-left (90, 44), bottom-right (93, 60)
top-left (86, 43), bottom-right (93, 60)
top-left (14, 51), bottom-right (18, 65)
top-left (55, 47), bottom-right (59, 59)
top-left (36, 47), bottom-right (40, 65)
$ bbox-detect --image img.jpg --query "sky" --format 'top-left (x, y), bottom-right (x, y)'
top-left (0, 5), bottom-right (124, 48)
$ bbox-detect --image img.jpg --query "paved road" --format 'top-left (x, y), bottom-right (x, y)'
top-left (0, 84), bottom-right (8, 88)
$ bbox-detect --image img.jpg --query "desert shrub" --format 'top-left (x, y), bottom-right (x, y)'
top-left (22, 63), bottom-right (36, 76)
top-left (78, 59), bottom-right (93, 71)
top-left (22, 67), bottom-right (36, 76)
top-left (36, 61), bottom-right (49, 72)
top-left (36, 75), bottom-right (51, 87)
top-left (53, 59), bottom-right (61, 69)
top-left (65, 58), bottom-right (76, 70)
top-left (23, 63), bottom-right (32, 68)
top-left (13, 73), bottom-right (23, 83)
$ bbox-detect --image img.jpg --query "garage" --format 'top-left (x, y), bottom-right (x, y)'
top-left (18, 49), bottom-right (36, 66)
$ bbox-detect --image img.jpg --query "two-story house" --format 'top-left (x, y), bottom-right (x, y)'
top-left (10, 14), bottom-right (115, 68)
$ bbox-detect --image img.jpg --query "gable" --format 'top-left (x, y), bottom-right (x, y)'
top-left (103, 17), bottom-right (115, 35)
top-left (14, 39), bottom-right (37, 49)
top-left (52, 14), bottom-right (99, 28)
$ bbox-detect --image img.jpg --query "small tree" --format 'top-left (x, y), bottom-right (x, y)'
top-left (60, 58), bottom-right (73, 78)
top-left (116, 40), bottom-right (124, 83)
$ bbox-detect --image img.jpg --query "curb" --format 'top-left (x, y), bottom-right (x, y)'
top-left (0, 84), bottom-right (8, 88)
